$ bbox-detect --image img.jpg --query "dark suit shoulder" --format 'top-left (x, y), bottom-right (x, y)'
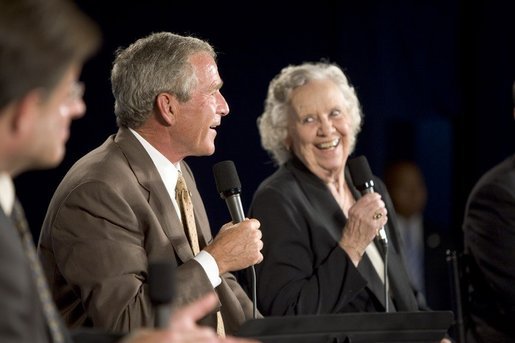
top-left (0, 210), bottom-right (50, 342)
top-left (471, 154), bottom-right (515, 194)
top-left (255, 163), bottom-right (296, 190)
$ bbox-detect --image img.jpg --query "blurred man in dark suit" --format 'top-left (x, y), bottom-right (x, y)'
top-left (462, 82), bottom-right (515, 343)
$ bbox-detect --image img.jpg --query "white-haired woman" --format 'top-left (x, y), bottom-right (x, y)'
top-left (244, 62), bottom-right (430, 319)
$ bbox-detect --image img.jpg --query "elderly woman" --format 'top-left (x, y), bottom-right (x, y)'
top-left (245, 62), bottom-right (426, 317)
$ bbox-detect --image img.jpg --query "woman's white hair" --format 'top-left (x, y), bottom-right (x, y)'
top-left (257, 61), bottom-right (363, 165)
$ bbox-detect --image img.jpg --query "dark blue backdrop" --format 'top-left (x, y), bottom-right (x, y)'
top-left (16, 0), bottom-right (515, 252)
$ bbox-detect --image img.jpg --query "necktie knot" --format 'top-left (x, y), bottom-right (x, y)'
top-left (176, 172), bottom-right (187, 195)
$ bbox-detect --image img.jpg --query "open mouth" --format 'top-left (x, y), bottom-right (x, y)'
top-left (316, 138), bottom-right (340, 150)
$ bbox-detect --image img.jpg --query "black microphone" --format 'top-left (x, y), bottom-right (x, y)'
top-left (212, 160), bottom-right (257, 319)
top-left (348, 155), bottom-right (389, 312)
top-left (148, 261), bottom-right (175, 328)
top-left (348, 155), bottom-right (388, 245)
top-left (213, 160), bottom-right (245, 224)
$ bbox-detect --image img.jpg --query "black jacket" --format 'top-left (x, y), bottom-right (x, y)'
top-left (243, 156), bottom-right (424, 316)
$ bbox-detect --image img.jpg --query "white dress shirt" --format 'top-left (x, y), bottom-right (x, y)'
top-left (130, 129), bottom-right (221, 287)
top-left (0, 172), bottom-right (14, 216)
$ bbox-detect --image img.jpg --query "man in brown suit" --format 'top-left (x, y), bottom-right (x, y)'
top-left (38, 32), bottom-right (263, 335)
top-left (1, 0), bottom-right (257, 341)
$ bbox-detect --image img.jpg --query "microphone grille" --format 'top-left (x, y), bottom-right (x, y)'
top-left (213, 160), bottom-right (241, 195)
top-left (348, 155), bottom-right (373, 187)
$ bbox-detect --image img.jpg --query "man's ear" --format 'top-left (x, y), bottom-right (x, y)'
top-left (9, 89), bottom-right (42, 135)
top-left (155, 92), bottom-right (178, 126)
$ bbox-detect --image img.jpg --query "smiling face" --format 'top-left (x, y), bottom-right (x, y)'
top-left (286, 78), bottom-right (352, 183)
top-left (171, 52), bottom-right (229, 159)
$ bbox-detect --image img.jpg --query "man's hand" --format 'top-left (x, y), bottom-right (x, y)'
top-left (121, 293), bottom-right (260, 343)
top-left (204, 219), bottom-right (263, 275)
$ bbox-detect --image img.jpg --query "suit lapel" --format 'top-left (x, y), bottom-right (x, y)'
top-left (385, 246), bottom-right (419, 310)
top-left (357, 253), bottom-right (390, 309)
top-left (113, 128), bottom-right (193, 263)
top-left (287, 158), bottom-right (344, 242)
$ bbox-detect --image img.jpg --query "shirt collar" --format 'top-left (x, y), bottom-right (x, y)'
top-left (129, 128), bottom-right (181, 192)
top-left (0, 172), bottom-right (15, 216)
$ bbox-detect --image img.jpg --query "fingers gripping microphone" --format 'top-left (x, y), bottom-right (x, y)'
top-left (348, 155), bottom-right (388, 245)
top-left (148, 262), bottom-right (175, 328)
top-left (212, 160), bottom-right (257, 318)
top-left (213, 160), bottom-right (245, 224)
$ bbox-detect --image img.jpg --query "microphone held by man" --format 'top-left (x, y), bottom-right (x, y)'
top-left (213, 160), bottom-right (246, 224)
top-left (213, 160), bottom-right (261, 319)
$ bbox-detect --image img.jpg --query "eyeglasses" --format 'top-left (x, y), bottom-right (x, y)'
top-left (59, 81), bottom-right (86, 117)
top-left (68, 81), bottom-right (85, 103)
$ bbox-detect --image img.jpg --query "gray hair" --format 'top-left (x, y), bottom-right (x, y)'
top-left (111, 32), bottom-right (216, 128)
top-left (257, 62), bottom-right (363, 165)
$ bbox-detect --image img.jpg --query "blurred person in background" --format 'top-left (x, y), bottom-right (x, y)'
top-left (384, 159), bottom-right (452, 311)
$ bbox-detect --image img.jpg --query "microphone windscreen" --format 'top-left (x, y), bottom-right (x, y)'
top-left (213, 160), bottom-right (241, 195)
top-left (348, 155), bottom-right (373, 187)
top-left (148, 262), bottom-right (175, 305)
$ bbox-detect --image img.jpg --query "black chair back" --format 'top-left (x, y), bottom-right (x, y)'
top-left (446, 249), bottom-right (471, 343)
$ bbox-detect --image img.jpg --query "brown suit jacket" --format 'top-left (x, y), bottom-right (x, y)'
top-left (38, 127), bottom-right (256, 334)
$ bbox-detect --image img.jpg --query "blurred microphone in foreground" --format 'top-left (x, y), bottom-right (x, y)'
top-left (149, 262), bottom-right (175, 328)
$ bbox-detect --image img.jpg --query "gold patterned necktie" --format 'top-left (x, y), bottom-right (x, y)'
top-left (175, 172), bottom-right (225, 337)
top-left (11, 199), bottom-right (65, 343)
top-left (175, 172), bottom-right (200, 255)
